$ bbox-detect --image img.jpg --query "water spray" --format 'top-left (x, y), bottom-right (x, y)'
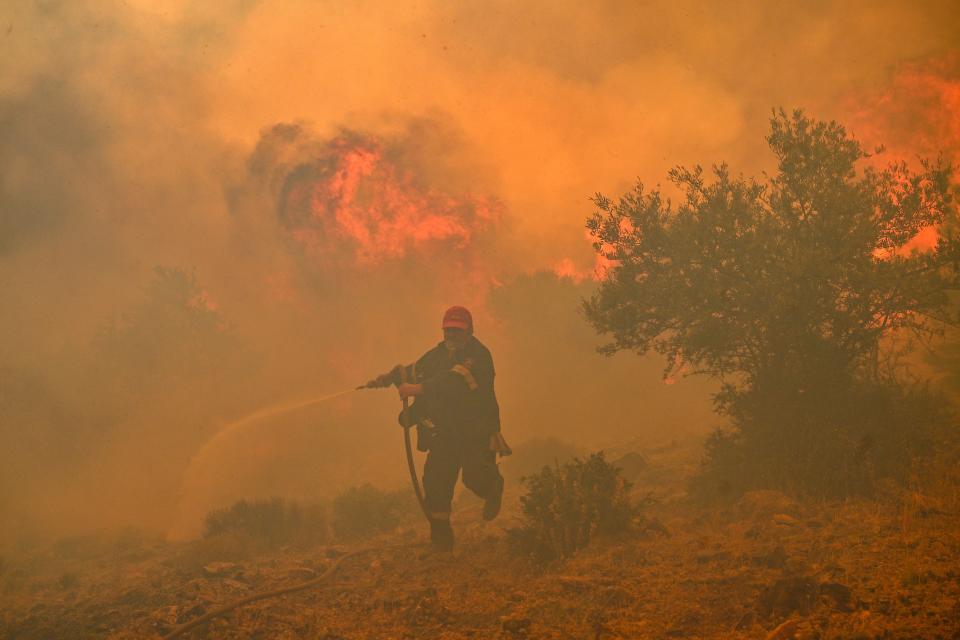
top-left (159, 373), bottom-right (432, 635)
top-left (183, 387), bottom-right (360, 473)
top-left (169, 386), bottom-right (364, 540)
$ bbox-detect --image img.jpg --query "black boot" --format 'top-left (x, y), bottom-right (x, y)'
top-left (429, 518), bottom-right (454, 552)
top-left (483, 475), bottom-right (504, 521)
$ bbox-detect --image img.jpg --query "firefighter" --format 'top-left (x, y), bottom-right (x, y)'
top-left (367, 306), bottom-right (509, 552)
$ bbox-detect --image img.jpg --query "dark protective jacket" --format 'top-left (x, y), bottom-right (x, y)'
top-left (395, 336), bottom-right (501, 444)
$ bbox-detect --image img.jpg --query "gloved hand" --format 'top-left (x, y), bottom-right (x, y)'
top-left (364, 365), bottom-right (402, 389)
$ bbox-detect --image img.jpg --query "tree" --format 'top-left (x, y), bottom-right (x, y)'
top-left (94, 267), bottom-right (242, 393)
top-left (584, 109), bottom-right (959, 496)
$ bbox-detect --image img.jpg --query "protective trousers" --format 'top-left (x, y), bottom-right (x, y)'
top-left (422, 434), bottom-right (501, 520)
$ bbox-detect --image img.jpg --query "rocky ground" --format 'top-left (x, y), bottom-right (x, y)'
top-left (3, 444), bottom-right (960, 639)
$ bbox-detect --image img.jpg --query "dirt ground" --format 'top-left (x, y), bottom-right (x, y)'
top-left (3, 444), bottom-right (960, 640)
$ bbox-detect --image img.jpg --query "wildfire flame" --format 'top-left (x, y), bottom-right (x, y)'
top-left (845, 53), bottom-right (960, 255)
top-left (277, 132), bottom-right (502, 266)
top-left (846, 53), bottom-right (960, 168)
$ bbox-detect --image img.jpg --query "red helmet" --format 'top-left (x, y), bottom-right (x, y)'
top-left (442, 306), bottom-right (473, 332)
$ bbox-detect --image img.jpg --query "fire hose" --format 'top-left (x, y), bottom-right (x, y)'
top-left (392, 365), bottom-right (431, 523)
top-left (160, 374), bottom-right (429, 638)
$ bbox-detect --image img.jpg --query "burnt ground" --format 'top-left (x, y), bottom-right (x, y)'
top-left (3, 444), bottom-right (960, 640)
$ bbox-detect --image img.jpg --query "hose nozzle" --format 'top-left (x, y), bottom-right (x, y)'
top-left (360, 365), bottom-right (403, 390)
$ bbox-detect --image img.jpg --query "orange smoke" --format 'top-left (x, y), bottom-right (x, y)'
top-left (846, 53), bottom-right (960, 167)
top-left (278, 132), bottom-right (502, 266)
top-left (843, 52), bottom-right (960, 255)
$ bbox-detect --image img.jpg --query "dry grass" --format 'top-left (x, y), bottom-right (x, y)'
top-left (2, 444), bottom-right (960, 639)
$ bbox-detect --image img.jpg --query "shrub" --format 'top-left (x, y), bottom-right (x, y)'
top-left (202, 497), bottom-right (327, 548)
top-left (693, 380), bottom-right (950, 499)
top-left (330, 484), bottom-right (415, 540)
top-left (509, 452), bottom-right (635, 562)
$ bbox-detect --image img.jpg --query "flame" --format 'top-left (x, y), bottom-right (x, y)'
top-left (277, 133), bottom-right (501, 266)
top-left (551, 254), bottom-right (616, 283)
top-left (557, 228), bottom-right (619, 282)
top-left (845, 52), bottom-right (960, 167)
top-left (552, 257), bottom-right (586, 282)
top-left (843, 52), bottom-right (960, 257)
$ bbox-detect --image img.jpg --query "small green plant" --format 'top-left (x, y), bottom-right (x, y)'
top-left (203, 497), bottom-right (327, 548)
top-left (509, 452), bottom-right (635, 562)
top-left (330, 484), bottom-right (415, 540)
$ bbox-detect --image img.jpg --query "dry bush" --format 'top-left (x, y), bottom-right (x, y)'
top-left (692, 381), bottom-right (952, 500)
top-left (509, 452), bottom-right (636, 562)
top-left (203, 497), bottom-right (328, 548)
top-left (330, 484), bottom-right (416, 541)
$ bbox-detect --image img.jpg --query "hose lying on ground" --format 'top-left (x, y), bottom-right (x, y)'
top-left (161, 547), bottom-right (375, 639)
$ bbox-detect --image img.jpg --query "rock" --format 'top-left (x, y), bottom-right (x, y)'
top-left (773, 514), bottom-right (800, 527)
top-left (764, 618), bottom-right (800, 640)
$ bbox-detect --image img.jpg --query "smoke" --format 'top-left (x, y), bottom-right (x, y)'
top-left (843, 52), bottom-right (960, 165)
top-left (2, 0), bottom-right (958, 540)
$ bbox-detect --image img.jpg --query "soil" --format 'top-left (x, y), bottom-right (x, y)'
top-left (3, 445), bottom-right (959, 640)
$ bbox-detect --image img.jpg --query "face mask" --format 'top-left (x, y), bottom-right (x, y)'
top-left (444, 339), bottom-right (462, 352)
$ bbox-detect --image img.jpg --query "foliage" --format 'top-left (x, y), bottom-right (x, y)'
top-left (203, 497), bottom-right (327, 548)
top-left (584, 109), bottom-right (959, 496)
top-left (330, 484), bottom-right (416, 540)
top-left (93, 266), bottom-right (246, 394)
top-left (509, 452), bottom-right (635, 562)
top-left (693, 381), bottom-right (950, 498)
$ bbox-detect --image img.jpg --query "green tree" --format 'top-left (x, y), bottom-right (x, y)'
top-left (584, 109), bottom-right (959, 496)
top-left (93, 267), bottom-right (242, 394)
